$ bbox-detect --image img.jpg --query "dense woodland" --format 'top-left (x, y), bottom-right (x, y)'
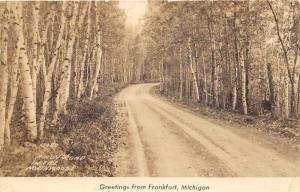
top-left (1, 0), bottom-right (300, 151)
top-left (0, 1), bottom-right (146, 150)
top-left (142, 0), bottom-right (300, 119)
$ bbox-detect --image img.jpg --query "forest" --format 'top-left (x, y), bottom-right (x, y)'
top-left (142, 0), bottom-right (300, 118)
top-left (0, 1), bottom-right (144, 148)
top-left (0, 0), bottom-right (300, 177)
top-left (0, 1), bottom-right (146, 176)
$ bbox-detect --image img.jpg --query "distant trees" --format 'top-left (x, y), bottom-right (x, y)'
top-left (1, 0), bottom-right (300, 150)
top-left (0, 1), bottom-right (132, 150)
top-left (142, 0), bottom-right (300, 118)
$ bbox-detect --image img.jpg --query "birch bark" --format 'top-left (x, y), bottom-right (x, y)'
top-left (17, 4), bottom-right (38, 141)
top-left (77, 2), bottom-right (91, 98)
top-left (31, 2), bottom-right (40, 105)
top-left (5, 3), bottom-right (21, 145)
top-left (188, 37), bottom-right (200, 102)
top-left (38, 2), bottom-right (67, 136)
top-left (58, 3), bottom-right (79, 113)
top-left (90, 3), bottom-right (102, 99)
top-left (240, 51), bottom-right (248, 115)
top-left (0, 4), bottom-right (9, 148)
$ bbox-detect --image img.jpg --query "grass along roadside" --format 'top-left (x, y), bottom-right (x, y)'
top-left (0, 83), bottom-right (127, 176)
top-left (152, 85), bottom-right (300, 147)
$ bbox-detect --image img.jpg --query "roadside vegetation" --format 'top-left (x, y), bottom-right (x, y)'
top-left (142, 1), bottom-right (300, 142)
top-left (143, 1), bottom-right (300, 118)
top-left (0, 84), bottom-right (126, 176)
top-left (154, 86), bottom-right (300, 146)
top-left (0, 1), bottom-right (142, 176)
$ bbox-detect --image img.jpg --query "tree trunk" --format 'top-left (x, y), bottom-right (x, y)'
top-left (284, 75), bottom-right (290, 118)
top-left (5, 4), bottom-right (21, 145)
top-left (240, 51), bottom-right (248, 115)
top-left (232, 60), bottom-right (238, 111)
top-left (208, 17), bottom-right (218, 107)
top-left (297, 75), bottom-right (300, 116)
top-left (275, 52), bottom-right (281, 117)
top-left (211, 36), bottom-right (219, 107)
top-left (17, 4), bottom-right (38, 141)
top-left (77, 2), bottom-right (91, 98)
top-left (90, 3), bottom-right (102, 100)
top-left (266, 0), bottom-right (295, 117)
top-left (233, 10), bottom-right (239, 111)
top-left (267, 63), bottom-right (275, 115)
top-left (57, 3), bottom-right (79, 114)
top-left (202, 53), bottom-right (208, 106)
top-left (245, 0), bottom-right (251, 111)
top-left (73, 3), bottom-right (88, 98)
top-left (38, 2), bottom-right (67, 137)
top-left (179, 47), bottom-right (183, 100)
top-left (188, 37), bottom-right (200, 102)
top-left (31, 2), bottom-right (40, 105)
top-left (159, 53), bottom-right (165, 94)
top-left (0, 4), bottom-right (9, 149)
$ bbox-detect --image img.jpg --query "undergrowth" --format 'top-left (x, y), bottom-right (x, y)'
top-left (154, 86), bottom-right (300, 143)
top-left (0, 83), bottom-right (127, 176)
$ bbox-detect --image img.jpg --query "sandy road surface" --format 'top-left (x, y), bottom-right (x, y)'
top-left (115, 83), bottom-right (300, 176)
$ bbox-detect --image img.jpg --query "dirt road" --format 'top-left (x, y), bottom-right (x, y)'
top-left (115, 83), bottom-right (300, 176)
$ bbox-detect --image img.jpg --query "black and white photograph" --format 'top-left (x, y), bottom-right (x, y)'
top-left (0, 0), bottom-right (300, 190)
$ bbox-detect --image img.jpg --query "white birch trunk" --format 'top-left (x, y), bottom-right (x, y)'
top-left (58, 3), bottom-right (79, 113)
top-left (240, 51), bottom-right (248, 115)
top-left (38, 2), bottom-right (67, 136)
top-left (159, 54), bottom-right (165, 93)
top-left (188, 37), bottom-right (200, 102)
top-left (77, 2), bottom-right (91, 98)
top-left (31, 2), bottom-right (40, 105)
top-left (17, 4), bottom-right (38, 141)
top-left (202, 53), bottom-right (208, 105)
top-left (212, 36), bottom-right (219, 106)
top-left (89, 3), bottom-right (102, 99)
top-left (35, 11), bottom-right (50, 138)
top-left (5, 4), bottom-right (21, 145)
top-left (74, 4), bottom-right (88, 97)
top-left (179, 47), bottom-right (183, 100)
top-left (0, 4), bottom-right (9, 149)
top-left (285, 75), bottom-right (289, 118)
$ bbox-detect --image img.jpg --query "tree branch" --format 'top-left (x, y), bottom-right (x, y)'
top-left (266, 0), bottom-right (293, 84)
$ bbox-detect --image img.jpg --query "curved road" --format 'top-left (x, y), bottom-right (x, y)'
top-left (115, 83), bottom-right (300, 177)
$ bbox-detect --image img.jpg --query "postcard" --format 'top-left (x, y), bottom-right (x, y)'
top-left (0, 0), bottom-right (299, 191)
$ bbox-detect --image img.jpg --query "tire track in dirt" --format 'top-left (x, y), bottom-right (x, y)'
top-left (115, 83), bottom-right (300, 176)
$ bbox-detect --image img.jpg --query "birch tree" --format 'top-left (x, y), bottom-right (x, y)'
top-left (39, 2), bottom-right (67, 137)
top-left (57, 3), bottom-right (79, 114)
top-left (0, 4), bottom-right (9, 149)
top-left (77, 2), bottom-right (91, 98)
top-left (5, 4), bottom-right (21, 145)
top-left (188, 37), bottom-right (200, 102)
top-left (0, 1), bottom-right (128, 148)
top-left (31, 2), bottom-right (40, 105)
top-left (240, 52), bottom-right (248, 115)
top-left (142, 0), bottom-right (299, 118)
top-left (17, 4), bottom-right (38, 141)
top-left (90, 3), bottom-right (103, 100)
